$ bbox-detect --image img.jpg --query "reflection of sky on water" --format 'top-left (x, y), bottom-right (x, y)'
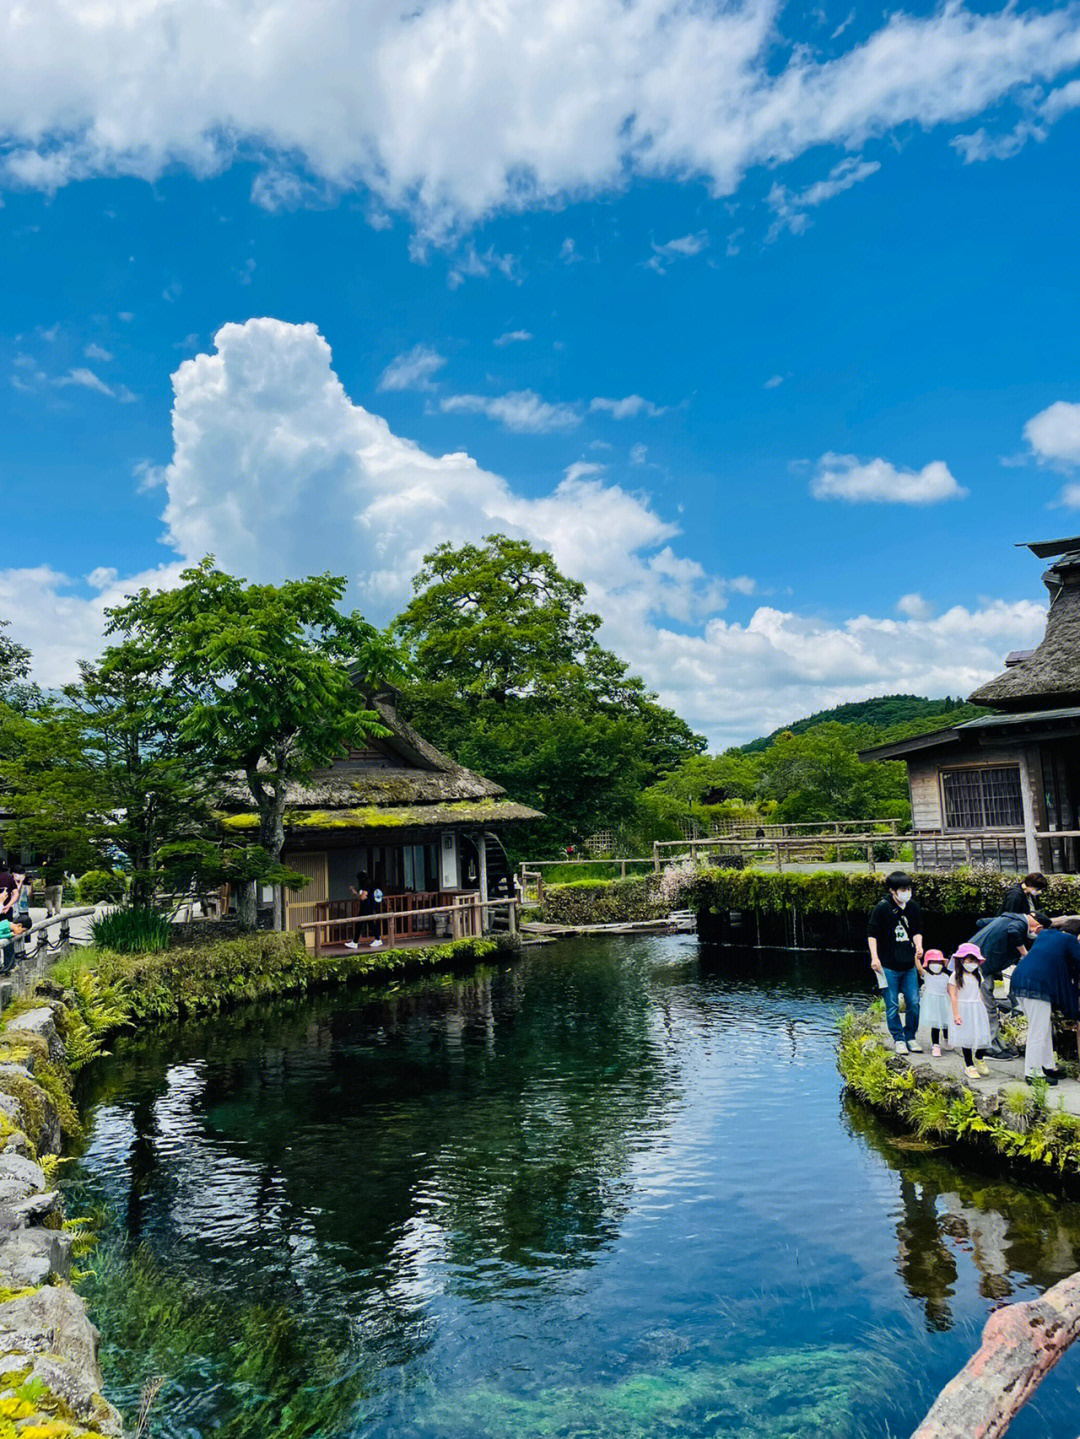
top-left (69, 938), bottom-right (1080, 1438)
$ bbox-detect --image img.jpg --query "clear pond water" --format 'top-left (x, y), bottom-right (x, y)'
top-left (66, 936), bottom-right (1080, 1437)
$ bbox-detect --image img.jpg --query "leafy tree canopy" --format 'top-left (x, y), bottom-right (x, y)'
top-left (104, 559), bottom-right (400, 869)
top-left (394, 536), bottom-right (704, 848)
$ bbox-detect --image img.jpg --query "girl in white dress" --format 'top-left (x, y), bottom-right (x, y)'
top-left (948, 942), bottom-right (992, 1079)
top-left (920, 950), bottom-right (952, 1057)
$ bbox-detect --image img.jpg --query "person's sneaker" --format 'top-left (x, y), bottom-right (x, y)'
top-left (906, 1039), bottom-right (923, 1053)
top-left (975, 1058), bottom-right (990, 1077)
top-left (1043, 1068), bottom-right (1060, 1086)
top-left (369, 939), bottom-right (383, 949)
top-left (986, 1045), bottom-right (1015, 1060)
top-left (965, 1064), bottom-right (980, 1080)
top-left (344, 940), bottom-right (359, 950)
top-left (931, 1044), bottom-right (942, 1058)
top-left (894, 1040), bottom-right (909, 1054)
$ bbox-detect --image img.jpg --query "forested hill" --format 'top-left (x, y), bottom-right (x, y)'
top-left (739, 694), bottom-right (988, 753)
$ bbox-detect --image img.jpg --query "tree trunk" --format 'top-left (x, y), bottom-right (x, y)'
top-left (237, 881), bottom-right (258, 932)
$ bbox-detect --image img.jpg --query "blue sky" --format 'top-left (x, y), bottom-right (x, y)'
top-left (3, 0), bottom-right (1080, 745)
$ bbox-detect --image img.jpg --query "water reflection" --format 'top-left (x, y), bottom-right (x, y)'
top-left (844, 1096), bottom-right (1080, 1330)
top-left (66, 939), bottom-right (1080, 1439)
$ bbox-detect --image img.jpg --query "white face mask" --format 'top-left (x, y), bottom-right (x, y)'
top-left (895, 890), bottom-right (912, 907)
top-left (963, 961), bottom-right (980, 973)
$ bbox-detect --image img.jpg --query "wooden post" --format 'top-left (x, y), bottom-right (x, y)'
top-left (387, 915), bottom-right (396, 948)
top-left (867, 841), bottom-right (875, 873)
top-left (964, 836), bottom-right (973, 866)
top-left (620, 859), bottom-right (627, 879)
top-left (58, 916), bottom-right (70, 958)
top-left (451, 901), bottom-right (462, 940)
top-left (775, 842), bottom-right (783, 873)
top-left (477, 834), bottom-right (489, 932)
top-left (508, 900), bottom-right (517, 935)
top-left (653, 841), bottom-right (660, 875)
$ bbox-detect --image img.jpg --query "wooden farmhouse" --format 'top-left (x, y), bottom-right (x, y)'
top-left (220, 684), bottom-right (543, 948)
top-left (860, 535), bottom-right (1080, 874)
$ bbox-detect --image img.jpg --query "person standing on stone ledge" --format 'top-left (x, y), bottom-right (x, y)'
top-left (868, 870), bottom-right (925, 1054)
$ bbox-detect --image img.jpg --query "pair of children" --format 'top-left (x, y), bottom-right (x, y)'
top-left (919, 944), bottom-right (993, 1079)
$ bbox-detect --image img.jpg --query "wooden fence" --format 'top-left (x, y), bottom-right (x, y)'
top-left (300, 896), bottom-right (519, 954)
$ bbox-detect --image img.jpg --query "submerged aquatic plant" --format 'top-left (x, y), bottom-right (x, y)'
top-left (78, 1238), bottom-right (371, 1439)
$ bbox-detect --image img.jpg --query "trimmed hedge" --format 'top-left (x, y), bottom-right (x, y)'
top-left (540, 877), bottom-right (667, 926)
top-left (691, 865), bottom-right (1080, 918)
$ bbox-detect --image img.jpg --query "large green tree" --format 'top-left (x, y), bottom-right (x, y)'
top-left (105, 560), bottom-right (397, 919)
top-left (393, 535), bottom-right (704, 848)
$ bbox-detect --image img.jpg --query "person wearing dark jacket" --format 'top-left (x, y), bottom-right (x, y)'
top-left (868, 871), bottom-right (924, 1053)
top-left (969, 910), bottom-right (1043, 1056)
top-left (1009, 927), bottom-right (1080, 1085)
top-left (1004, 873), bottom-right (1048, 915)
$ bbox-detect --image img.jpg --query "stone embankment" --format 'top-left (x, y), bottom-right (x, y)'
top-left (0, 1004), bottom-right (122, 1439)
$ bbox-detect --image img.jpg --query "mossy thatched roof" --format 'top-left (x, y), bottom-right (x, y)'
top-left (220, 686), bottom-right (544, 828)
top-left (222, 799), bottom-right (543, 833)
top-left (969, 582), bottom-right (1080, 710)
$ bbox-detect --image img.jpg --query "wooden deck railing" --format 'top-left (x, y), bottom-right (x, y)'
top-left (300, 896), bottom-right (519, 953)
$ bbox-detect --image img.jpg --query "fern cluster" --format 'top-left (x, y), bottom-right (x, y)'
top-left (838, 1008), bottom-right (1080, 1177)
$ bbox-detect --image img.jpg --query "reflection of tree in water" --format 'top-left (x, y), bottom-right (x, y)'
top-left (844, 1095), bottom-right (1080, 1329)
top-left (75, 943), bottom-right (683, 1328)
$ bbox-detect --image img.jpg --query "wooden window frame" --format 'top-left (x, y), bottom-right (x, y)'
top-left (939, 763), bottom-right (1023, 832)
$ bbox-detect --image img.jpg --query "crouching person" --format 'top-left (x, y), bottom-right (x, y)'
top-left (868, 871), bottom-right (924, 1053)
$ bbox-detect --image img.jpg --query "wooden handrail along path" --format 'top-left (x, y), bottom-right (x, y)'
top-left (0, 906), bottom-right (98, 1002)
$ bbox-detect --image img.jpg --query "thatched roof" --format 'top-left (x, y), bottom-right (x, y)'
top-left (219, 685), bottom-right (543, 826)
top-left (968, 581), bottom-right (1080, 711)
top-left (222, 798), bottom-right (543, 834)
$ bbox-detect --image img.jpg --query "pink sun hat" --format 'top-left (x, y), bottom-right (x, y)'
top-left (952, 942), bottom-right (984, 964)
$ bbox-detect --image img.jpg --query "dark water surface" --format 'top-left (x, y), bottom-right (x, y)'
top-left (66, 937), bottom-right (1080, 1437)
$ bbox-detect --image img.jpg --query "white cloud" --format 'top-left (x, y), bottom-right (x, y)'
top-left (6, 1), bottom-right (1074, 237)
top-left (84, 342), bottom-right (113, 362)
top-left (494, 330), bottom-right (533, 346)
top-left (811, 452), bottom-right (968, 504)
top-left (0, 318), bottom-right (1050, 747)
top-left (767, 156), bottom-right (880, 239)
top-left (440, 389), bottom-right (582, 433)
top-left (952, 77), bottom-right (1080, 162)
top-left (589, 395), bottom-right (666, 419)
top-left (630, 444), bottom-right (648, 465)
top-left (564, 461), bottom-right (603, 483)
top-left (897, 592), bottom-right (934, 620)
top-left (53, 367), bottom-right (114, 396)
top-left (0, 563), bottom-right (184, 687)
top-left (645, 231), bottom-right (709, 272)
top-left (1024, 401), bottom-right (1080, 468)
top-left (377, 344), bottom-right (447, 393)
top-left (1061, 484), bottom-right (1080, 508)
top-left (764, 374), bottom-right (784, 389)
top-left (446, 244), bottom-right (518, 287)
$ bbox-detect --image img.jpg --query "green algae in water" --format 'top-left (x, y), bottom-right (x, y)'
top-left (414, 1347), bottom-right (901, 1439)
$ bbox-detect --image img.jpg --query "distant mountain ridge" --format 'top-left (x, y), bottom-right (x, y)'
top-left (739, 694), bottom-right (987, 754)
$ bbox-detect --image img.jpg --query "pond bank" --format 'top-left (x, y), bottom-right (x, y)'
top-left (0, 1003), bottom-right (123, 1438)
top-left (0, 930), bottom-right (516, 1436)
top-left (839, 1006), bottom-right (1080, 1186)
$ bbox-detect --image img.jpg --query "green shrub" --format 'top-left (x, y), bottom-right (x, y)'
top-left (540, 877), bottom-right (667, 926)
top-left (47, 932), bottom-right (511, 1058)
top-left (91, 906), bottom-right (173, 954)
top-left (692, 865), bottom-right (1080, 919)
top-left (76, 869), bottom-right (127, 904)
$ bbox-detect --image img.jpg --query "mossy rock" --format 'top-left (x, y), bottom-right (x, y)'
top-left (0, 1077), bottom-right (60, 1157)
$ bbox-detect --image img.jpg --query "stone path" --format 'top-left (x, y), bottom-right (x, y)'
top-left (885, 1021), bottom-right (1080, 1117)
